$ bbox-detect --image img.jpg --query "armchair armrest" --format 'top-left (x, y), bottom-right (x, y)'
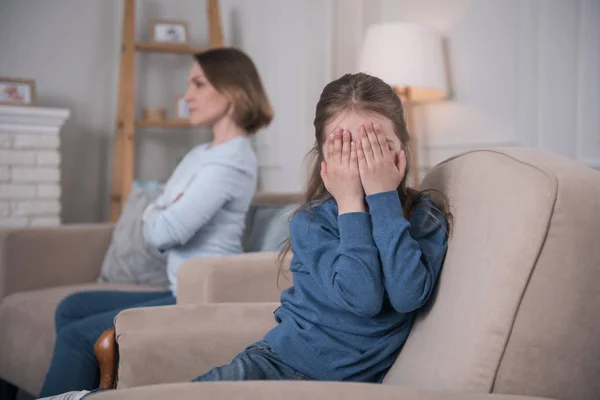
top-left (177, 252), bottom-right (293, 304)
top-left (114, 303), bottom-right (278, 388)
top-left (0, 223), bottom-right (114, 300)
top-left (94, 381), bottom-right (556, 400)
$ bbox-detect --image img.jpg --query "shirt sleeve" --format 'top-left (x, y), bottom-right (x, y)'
top-left (142, 163), bottom-right (251, 251)
top-left (290, 207), bottom-right (384, 317)
top-left (366, 190), bottom-right (448, 313)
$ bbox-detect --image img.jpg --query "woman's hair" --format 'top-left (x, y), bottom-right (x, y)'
top-left (194, 47), bottom-right (273, 134)
top-left (277, 73), bottom-right (452, 274)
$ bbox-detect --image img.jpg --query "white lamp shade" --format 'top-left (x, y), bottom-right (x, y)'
top-left (358, 22), bottom-right (448, 103)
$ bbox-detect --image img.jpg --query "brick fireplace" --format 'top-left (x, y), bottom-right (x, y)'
top-left (0, 105), bottom-right (70, 227)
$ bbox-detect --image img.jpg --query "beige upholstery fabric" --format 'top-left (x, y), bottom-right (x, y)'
top-left (93, 381), bottom-right (552, 400)
top-left (385, 149), bottom-right (558, 392)
top-left (177, 252), bottom-right (292, 305)
top-left (0, 283), bottom-right (160, 396)
top-left (490, 148), bottom-right (600, 399)
top-left (0, 224), bottom-right (114, 300)
top-left (115, 303), bottom-right (278, 388)
top-left (0, 223), bottom-right (115, 395)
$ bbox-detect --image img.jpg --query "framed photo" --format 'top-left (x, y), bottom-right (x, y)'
top-left (174, 95), bottom-right (190, 120)
top-left (152, 20), bottom-right (189, 45)
top-left (0, 78), bottom-right (36, 106)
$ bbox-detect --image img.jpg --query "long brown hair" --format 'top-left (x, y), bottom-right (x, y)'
top-left (194, 47), bottom-right (273, 134)
top-left (277, 73), bottom-right (451, 274)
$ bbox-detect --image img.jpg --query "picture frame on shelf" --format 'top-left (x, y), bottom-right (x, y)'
top-left (174, 95), bottom-right (190, 120)
top-left (151, 20), bottom-right (189, 45)
top-left (0, 77), bottom-right (36, 106)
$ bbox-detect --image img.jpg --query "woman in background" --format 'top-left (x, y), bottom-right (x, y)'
top-left (39, 47), bottom-right (272, 397)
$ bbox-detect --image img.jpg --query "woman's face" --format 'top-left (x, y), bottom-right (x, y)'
top-left (183, 62), bottom-right (231, 126)
top-left (322, 111), bottom-right (402, 155)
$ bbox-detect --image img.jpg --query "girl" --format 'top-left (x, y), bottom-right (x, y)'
top-left (46, 72), bottom-right (449, 400)
top-left (38, 47), bottom-right (272, 397)
top-left (191, 72), bottom-right (451, 383)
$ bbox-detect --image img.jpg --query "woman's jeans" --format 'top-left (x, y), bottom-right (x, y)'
top-left (39, 290), bottom-right (176, 397)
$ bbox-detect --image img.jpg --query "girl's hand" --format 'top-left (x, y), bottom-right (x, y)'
top-left (321, 128), bottom-right (365, 214)
top-left (357, 122), bottom-right (406, 196)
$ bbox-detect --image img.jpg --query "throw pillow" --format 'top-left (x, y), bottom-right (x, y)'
top-left (244, 204), bottom-right (295, 252)
top-left (97, 188), bottom-right (169, 288)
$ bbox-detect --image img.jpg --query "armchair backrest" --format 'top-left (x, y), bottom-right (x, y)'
top-left (383, 148), bottom-right (600, 400)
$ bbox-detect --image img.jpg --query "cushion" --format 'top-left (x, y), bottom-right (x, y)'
top-left (0, 283), bottom-right (160, 396)
top-left (243, 204), bottom-right (295, 253)
top-left (97, 188), bottom-right (169, 288)
top-left (92, 381), bottom-right (547, 400)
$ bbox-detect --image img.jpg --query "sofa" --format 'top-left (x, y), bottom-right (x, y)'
top-left (0, 192), bottom-right (301, 398)
top-left (89, 148), bottom-right (598, 400)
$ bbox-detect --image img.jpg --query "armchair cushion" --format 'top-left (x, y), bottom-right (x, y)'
top-left (0, 224), bottom-right (114, 300)
top-left (94, 381), bottom-right (554, 400)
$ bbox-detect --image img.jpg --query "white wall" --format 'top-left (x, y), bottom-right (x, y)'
top-left (219, 0), bottom-right (332, 192)
top-left (1, 0), bottom-right (597, 222)
top-left (0, 0), bottom-right (122, 222)
top-left (332, 0), bottom-right (600, 173)
top-left (0, 0), bottom-right (332, 222)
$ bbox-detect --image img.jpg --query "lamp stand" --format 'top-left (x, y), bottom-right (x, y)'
top-left (395, 87), bottom-right (420, 188)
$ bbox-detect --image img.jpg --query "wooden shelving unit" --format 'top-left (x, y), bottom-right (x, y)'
top-left (135, 43), bottom-right (205, 54)
top-left (109, 0), bottom-right (223, 222)
top-left (136, 119), bottom-right (195, 128)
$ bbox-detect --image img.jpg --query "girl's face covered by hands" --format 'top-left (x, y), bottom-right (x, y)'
top-left (322, 111), bottom-right (402, 155)
top-left (321, 111), bottom-right (407, 199)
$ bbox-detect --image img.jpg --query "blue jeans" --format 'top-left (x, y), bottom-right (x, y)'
top-left (39, 290), bottom-right (176, 397)
top-left (192, 340), bottom-right (312, 381)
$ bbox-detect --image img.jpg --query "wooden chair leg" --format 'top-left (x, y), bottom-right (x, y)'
top-left (94, 327), bottom-right (118, 390)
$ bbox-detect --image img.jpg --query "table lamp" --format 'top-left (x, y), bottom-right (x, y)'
top-left (358, 22), bottom-right (448, 187)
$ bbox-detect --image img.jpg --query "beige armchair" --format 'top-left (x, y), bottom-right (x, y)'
top-left (95, 148), bottom-right (600, 400)
top-left (0, 223), bottom-right (158, 397)
top-left (0, 193), bottom-right (300, 398)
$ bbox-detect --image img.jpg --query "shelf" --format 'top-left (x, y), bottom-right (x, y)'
top-left (136, 120), bottom-right (194, 128)
top-left (135, 43), bottom-right (205, 54)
